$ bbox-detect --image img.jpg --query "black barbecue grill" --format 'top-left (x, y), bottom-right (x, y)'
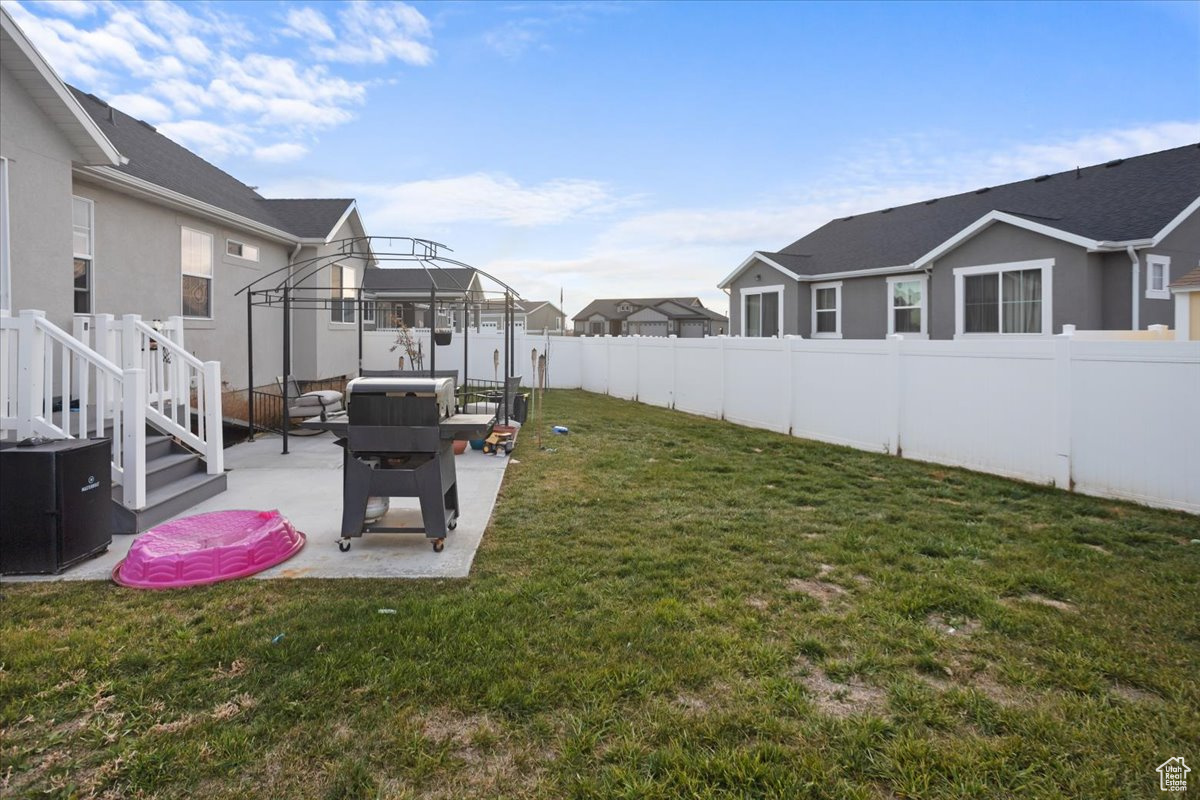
top-left (330, 377), bottom-right (493, 552)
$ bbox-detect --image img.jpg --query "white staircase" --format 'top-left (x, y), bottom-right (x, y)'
top-left (1, 309), bottom-right (226, 532)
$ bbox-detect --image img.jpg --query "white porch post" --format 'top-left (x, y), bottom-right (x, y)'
top-left (203, 360), bottom-right (224, 474)
top-left (122, 367), bottom-right (147, 509)
top-left (16, 309), bottom-right (46, 439)
top-left (121, 314), bottom-right (141, 370)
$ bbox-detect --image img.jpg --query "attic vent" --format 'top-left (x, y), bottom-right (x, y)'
top-left (1104, 158), bottom-right (1124, 168)
top-left (881, 208), bottom-right (893, 214)
top-left (137, 119), bottom-right (156, 132)
top-left (86, 93), bottom-right (109, 108)
top-left (975, 187), bottom-right (991, 194)
top-left (924, 198), bottom-right (939, 205)
top-left (842, 215), bottom-right (855, 221)
top-left (1034, 174), bottom-right (1051, 182)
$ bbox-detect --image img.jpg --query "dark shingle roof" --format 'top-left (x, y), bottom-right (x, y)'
top-left (363, 267), bottom-right (477, 293)
top-left (573, 297), bottom-right (703, 322)
top-left (69, 87), bottom-right (354, 239)
top-left (754, 144), bottom-right (1200, 278)
top-left (261, 199), bottom-right (354, 239)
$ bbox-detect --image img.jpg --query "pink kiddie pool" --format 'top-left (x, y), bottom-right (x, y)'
top-left (113, 510), bottom-right (305, 589)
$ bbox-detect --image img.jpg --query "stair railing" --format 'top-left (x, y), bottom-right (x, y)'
top-left (3, 309), bottom-right (146, 508)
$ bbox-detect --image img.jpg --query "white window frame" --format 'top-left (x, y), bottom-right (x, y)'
top-left (181, 227), bottom-right (214, 319)
top-left (0, 157), bottom-right (11, 315)
top-left (1146, 255), bottom-right (1170, 300)
top-left (741, 284), bottom-right (784, 337)
top-left (225, 238), bottom-right (259, 262)
top-left (953, 258), bottom-right (1053, 338)
top-left (886, 274), bottom-right (928, 337)
top-left (362, 297), bottom-right (375, 324)
top-left (330, 263), bottom-right (357, 325)
top-left (72, 196), bottom-right (95, 315)
top-left (811, 281), bottom-right (842, 339)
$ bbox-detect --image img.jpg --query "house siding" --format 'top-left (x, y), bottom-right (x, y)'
top-left (70, 177), bottom-right (288, 391)
top-left (728, 258), bottom-right (800, 336)
top-left (1, 62), bottom-right (80, 327)
top-left (927, 222), bottom-right (1093, 338)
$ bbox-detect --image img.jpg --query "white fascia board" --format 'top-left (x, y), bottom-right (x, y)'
top-left (323, 200), bottom-right (359, 244)
top-left (1, 10), bottom-right (124, 167)
top-left (914, 211), bottom-right (1099, 268)
top-left (718, 251), bottom-right (803, 288)
top-left (79, 166), bottom-right (298, 245)
top-left (1149, 195), bottom-right (1200, 246)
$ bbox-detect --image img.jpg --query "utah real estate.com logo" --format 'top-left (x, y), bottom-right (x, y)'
top-left (1158, 757), bottom-right (1190, 792)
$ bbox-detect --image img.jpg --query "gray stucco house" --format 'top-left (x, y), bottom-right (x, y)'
top-left (521, 300), bottom-right (566, 334)
top-left (573, 297), bottom-right (728, 337)
top-left (720, 144), bottom-right (1200, 339)
top-left (1, 6), bottom-right (373, 388)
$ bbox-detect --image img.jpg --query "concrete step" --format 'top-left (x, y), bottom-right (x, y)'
top-left (112, 470), bottom-right (227, 534)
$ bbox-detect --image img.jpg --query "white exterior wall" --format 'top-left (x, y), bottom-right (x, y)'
top-left (361, 329), bottom-right (1199, 513)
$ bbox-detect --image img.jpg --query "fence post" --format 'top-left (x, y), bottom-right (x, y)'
top-left (783, 335), bottom-right (799, 436)
top-left (887, 334), bottom-right (904, 456)
top-left (668, 334), bottom-right (677, 409)
top-left (717, 335), bottom-right (727, 420)
top-left (1052, 330), bottom-right (1073, 490)
top-left (122, 367), bottom-right (147, 509)
top-left (203, 361), bottom-right (224, 475)
top-left (16, 309), bottom-right (46, 439)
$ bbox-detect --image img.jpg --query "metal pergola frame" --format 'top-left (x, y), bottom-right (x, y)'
top-left (235, 236), bottom-right (522, 454)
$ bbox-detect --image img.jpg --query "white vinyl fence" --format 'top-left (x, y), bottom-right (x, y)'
top-left (363, 330), bottom-right (1200, 513)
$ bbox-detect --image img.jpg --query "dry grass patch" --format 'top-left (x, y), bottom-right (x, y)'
top-left (1010, 594), bottom-right (1078, 613)
top-left (926, 613), bottom-right (982, 637)
top-left (797, 661), bottom-right (887, 719)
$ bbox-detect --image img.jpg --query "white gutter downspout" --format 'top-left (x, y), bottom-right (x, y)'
top-left (1126, 245), bottom-right (1140, 331)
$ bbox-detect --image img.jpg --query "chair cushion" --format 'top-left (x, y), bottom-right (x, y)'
top-left (295, 390), bottom-right (343, 406)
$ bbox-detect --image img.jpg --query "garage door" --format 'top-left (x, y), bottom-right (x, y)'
top-left (679, 321), bottom-right (706, 338)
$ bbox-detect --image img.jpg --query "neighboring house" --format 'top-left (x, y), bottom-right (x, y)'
top-left (1, 7), bottom-right (374, 388)
top-left (522, 300), bottom-right (566, 334)
top-left (476, 297), bottom-right (526, 332)
top-left (572, 297), bottom-right (728, 337)
top-left (720, 145), bottom-right (1200, 339)
top-left (361, 267), bottom-right (483, 330)
top-left (1170, 266), bottom-right (1200, 341)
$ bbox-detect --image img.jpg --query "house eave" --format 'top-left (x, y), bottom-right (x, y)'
top-left (1, 8), bottom-right (123, 167)
top-left (718, 251), bottom-right (803, 289)
top-left (77, 165), bottom-right (299, 245)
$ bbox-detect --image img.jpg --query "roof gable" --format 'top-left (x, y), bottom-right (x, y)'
top-left (1, 9), bottom-right (121, 166)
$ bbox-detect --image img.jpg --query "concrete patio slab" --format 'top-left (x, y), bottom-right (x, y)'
top-left (4, 431), bottom-right (511, 583)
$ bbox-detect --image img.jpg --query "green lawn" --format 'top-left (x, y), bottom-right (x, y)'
top-left (2, 390), bottom-right (1197, 799)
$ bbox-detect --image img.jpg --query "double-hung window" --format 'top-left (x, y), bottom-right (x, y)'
top-left (1146, 255), bottom-right (1170, 300)
top-left (181, 228), bottom-right (213, 318)
top-left (72, 197), bottom-right (94, 314)
top-left (887, 275), bottom-right (927, 336)
top-left (742, 285), bottom-right (782, 337)
top-left (330, 264), bottom-right (356, 324)
top-left (954, 259), bottom-right (1052, 336)
top-left (811, 281), bottom-right (842, 338)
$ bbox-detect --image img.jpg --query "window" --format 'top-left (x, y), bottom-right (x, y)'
top-left (887, 275), bottom-right (927, 336)
top-left (742, 285), bottom-right (782, 337)
top-left (226, 239), bottom-right (259, 262)
top-left (330, 264), bottom-right (356, 323)
top-left (811, 281), bottom-right (842, 338)
top-left (181, 228), bottom-right (213, 317)
top-left (362, 298), bottom-right (375, 324)
top-left (72, 196), bottom-right (94, 314)
top-left (954, 259), bottom-right (1052, 336)
top-left (1146, 255), bottom-right (1170, 300)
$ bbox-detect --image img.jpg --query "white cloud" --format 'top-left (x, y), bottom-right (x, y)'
top-left (32, 0), bottom-right (95, 18)
top-left (157, 120), bottom-right (253, 159)
top-left (283, 7), bottom-right (336, 41)
top-left (253, 142), bottom-right (309, 163)
top-left (309, 1), bottom-right (434, 65)
top-left (6, 0), bottom-right (419, 165)
top-left (109, 92), bottom-right (172, 123)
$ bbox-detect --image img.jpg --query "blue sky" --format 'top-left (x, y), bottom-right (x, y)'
top-left (8, 0), bottom-right (1200, 316)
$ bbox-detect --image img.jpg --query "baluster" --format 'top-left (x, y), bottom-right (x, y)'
top-left (80, 359), bottom-right (90, 438)
top-left (60, 343), bottom-right (70, 437)
top-left (43, 339), bottom-right (53, 425)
